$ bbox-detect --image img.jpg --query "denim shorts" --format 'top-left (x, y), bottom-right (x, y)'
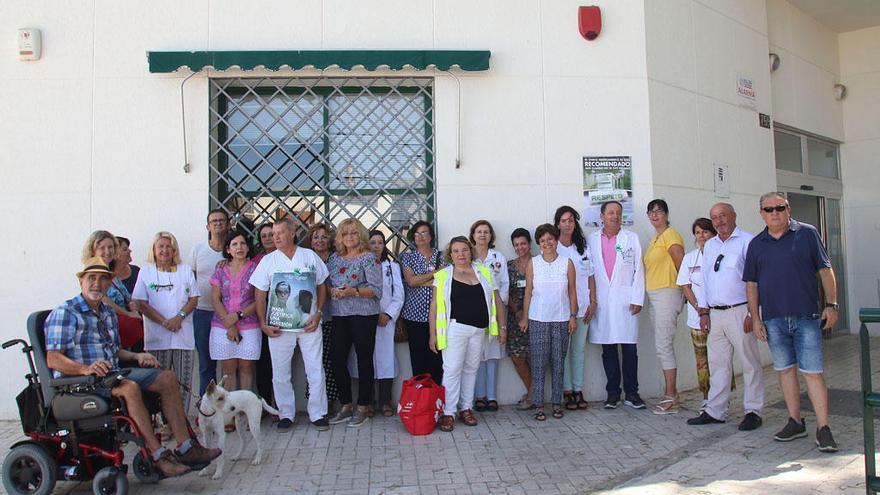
top-left (125, 367), bottom-right (162, 391)
top-left (764, 315), bottom-right (823, 373)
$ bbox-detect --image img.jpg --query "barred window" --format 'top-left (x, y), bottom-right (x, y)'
top-left (209, 76), bottom-right (436, 253)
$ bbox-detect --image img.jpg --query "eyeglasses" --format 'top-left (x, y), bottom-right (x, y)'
top-left (761, 205), bottom-right (787, 213)
top-left (209, 219), bottom-right (228, 225)
top-left (647, 209), bottom-right (665, 216)
top-left (413, 231), bottom-right (431, 238)
top-left (714, 254), bottom-right (724, 272)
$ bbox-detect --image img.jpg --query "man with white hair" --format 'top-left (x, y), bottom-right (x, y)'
top-left (687, 203), bottom-right (764, 431)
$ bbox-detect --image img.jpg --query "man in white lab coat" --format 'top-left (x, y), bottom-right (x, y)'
top-left (588, 201), bottom-right (646, 409)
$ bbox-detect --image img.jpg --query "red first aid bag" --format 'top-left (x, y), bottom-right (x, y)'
top-left (398, 374), bottom-right (445, 435)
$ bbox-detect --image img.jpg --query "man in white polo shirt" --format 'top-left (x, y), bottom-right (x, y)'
top-left (687, 202), bottom-right (764, 431)
top-left (250, 216), bottom-right (330, 432)
top-left (187, 208), bottom-right (230, 396)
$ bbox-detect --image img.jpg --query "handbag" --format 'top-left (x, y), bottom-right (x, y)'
top-left (393, 318), bottom-right (408, 343)
top-left (397, 373), bottom-right (445, 435)
top-left (117, 313), bottom-right (144, 350)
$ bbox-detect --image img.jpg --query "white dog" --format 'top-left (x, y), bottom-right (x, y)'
top-left (196, 376), bottom-right (280, 479)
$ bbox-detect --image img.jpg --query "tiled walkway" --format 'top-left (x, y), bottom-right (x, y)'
top-left (0, 333), bottom-right (876, 494)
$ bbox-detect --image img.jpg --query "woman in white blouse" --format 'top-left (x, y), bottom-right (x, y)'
top-left (676, 218), bottom-right (718, 410)
top-left (132, 231), bottom-right (199, 412)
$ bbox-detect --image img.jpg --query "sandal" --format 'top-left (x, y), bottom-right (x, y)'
top-left (439, 415), bottom-right (454, 432)
top-left (533, 408), bottom-right (546, 421)
top-left (459, 409), bottom-right (478, 426)
top-left (563, 391), bottom-right (576, 410)
top-left (515, 395), bottom-right (533, 410)
top-left (552, 404), bottom-right (564, 419)
top-left (652, 395), bottom-right (680, 415)
top-left (474, 398), bottom-right (488, 412)
top-left (574, 391), bottom-right (589, 410)
top-left (486, 400), bottom-right (499, 412)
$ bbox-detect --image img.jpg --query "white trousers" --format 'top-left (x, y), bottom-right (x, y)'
top-left (268, 329), bottom-right (327, 422)
top-left (440, 320), bottom-right (484, 416)
top-left (705, 305), bottom-right (764, 420)
top-left (648, 288), bottom-right (683, 370)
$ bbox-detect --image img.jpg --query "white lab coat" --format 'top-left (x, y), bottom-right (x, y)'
top-left (476, 248), bottom-right (509, 361)
top-left (588, 229), bottom-right (645, 345)
top-left (348, 259), bottom-right (404, 379)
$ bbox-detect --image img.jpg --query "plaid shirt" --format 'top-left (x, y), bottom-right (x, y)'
top-left (44, 294), bottom-right (120, 377)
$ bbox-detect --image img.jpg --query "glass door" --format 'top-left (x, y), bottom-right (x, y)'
top-left (785, 192), bottom-right (848, 330)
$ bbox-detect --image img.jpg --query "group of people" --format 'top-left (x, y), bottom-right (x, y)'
top-left (44, 190), bottom-right (840, 467)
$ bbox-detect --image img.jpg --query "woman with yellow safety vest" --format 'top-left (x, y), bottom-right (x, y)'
top-left (429, 236), bottom-right (506, 432)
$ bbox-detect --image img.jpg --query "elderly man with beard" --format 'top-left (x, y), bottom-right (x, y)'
top-left (44, 257), bottom-right (220, 478)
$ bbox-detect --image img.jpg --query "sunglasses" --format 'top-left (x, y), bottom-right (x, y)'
top-left (761, 205), bottom-right (787, 213)
top-left (714, 254), bottom-right (724, 272)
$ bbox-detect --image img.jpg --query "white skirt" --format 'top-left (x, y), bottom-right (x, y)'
top-left (209, 326), bottom-right (262, 361)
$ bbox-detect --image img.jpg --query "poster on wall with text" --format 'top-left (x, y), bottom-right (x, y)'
top-left (582, 156), bottom-right (634, 227)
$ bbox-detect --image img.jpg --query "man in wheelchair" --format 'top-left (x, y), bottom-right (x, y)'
top-left (44, 257), bottom-right (220, 478)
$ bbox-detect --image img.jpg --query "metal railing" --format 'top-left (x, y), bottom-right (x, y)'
top-left (860, 307), bottom-right (880, 494)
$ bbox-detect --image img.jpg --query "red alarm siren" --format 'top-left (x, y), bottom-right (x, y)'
top-left (578, 6), bottom-right (602, 41)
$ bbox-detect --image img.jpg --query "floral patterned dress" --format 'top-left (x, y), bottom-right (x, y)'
top-left (506, 258), bottom-right (530, 358)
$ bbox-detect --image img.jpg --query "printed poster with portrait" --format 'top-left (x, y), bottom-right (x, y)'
top-left (267, 269), bottom-right (317, 331)
top-left (582, 156), bottom-right (634, 227)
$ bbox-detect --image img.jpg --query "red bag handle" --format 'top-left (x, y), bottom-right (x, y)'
top-left (407, 373), bottom-right (437, 387)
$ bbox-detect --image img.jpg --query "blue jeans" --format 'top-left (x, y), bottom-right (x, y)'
top-left (193, 309), bottom-right (217, 396)
top-left (764, 315), bottom-right (824, 373)
top-left (563, 319), bottom-right (589, 391)
top-left (474, 359), bottom-right (499, 400)
top-left (601, 343), bottom-right (638, 397)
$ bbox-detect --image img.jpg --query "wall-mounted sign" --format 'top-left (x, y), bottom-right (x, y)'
top-left (736, 75), bottom-right (756, 110)
top-left (582, 156), bottom-right (634, 227)
top-left (714, 163), bottom-right (730, 198)
top-left (759, 113), bottom-right (771, 129)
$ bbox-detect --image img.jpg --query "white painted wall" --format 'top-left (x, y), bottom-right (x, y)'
top-left (767, 0), bottom-right (844, 140)
top-left (643, 0), bottom-right (778, 396)
top-left (839, 26), bottom-right (880, 333)
top-left (0, 0), bottom-right (870, 419)
top-left (0, 0), bottom-right (656, 418)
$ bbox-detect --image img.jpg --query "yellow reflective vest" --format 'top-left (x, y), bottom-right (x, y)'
top-left (433, 264), bottom-right (499, 351)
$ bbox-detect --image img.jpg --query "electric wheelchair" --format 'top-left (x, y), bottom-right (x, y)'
top-left (0, 310), bottom-right (200, 495)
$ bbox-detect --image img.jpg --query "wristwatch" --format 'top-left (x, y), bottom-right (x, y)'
top-left (825, 302), bottom-right (839, 310)
top-left (176, 310), bottom-right (186, 318)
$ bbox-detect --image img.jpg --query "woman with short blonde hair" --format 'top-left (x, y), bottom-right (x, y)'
top-left (132, 231), bottom-right (198, 412)
top-left (326, 218), bottom-right (384, 428)
top-left (82, 230), bottom-right (144, 350)
top-left (334, 218), bottom-right (370, 255)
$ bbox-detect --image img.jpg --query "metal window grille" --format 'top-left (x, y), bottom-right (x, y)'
top-left (208, 76), bottom-right (435, 253)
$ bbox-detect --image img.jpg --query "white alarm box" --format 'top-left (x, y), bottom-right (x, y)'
top-left (18, 29), bottom-right (41, 61)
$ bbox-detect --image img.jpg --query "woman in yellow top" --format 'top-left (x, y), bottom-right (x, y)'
top-left (643, 199), bottom-right (685, 414)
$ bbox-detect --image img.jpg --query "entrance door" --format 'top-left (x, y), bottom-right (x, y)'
top-left (785, 192), bottom-right (848, 330)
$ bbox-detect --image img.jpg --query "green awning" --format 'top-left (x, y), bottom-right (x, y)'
top-left (148, 50), bottom-right (490, 73)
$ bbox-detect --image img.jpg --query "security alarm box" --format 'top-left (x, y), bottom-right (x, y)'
top-left (18, 29), bottom-right (41, 61)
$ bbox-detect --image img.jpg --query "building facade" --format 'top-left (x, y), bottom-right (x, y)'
top-left (1, 0), bottom-right (878, 418)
